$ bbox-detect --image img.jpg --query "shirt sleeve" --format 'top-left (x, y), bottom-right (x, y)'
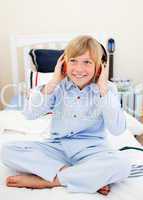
top-left (100, 82), bottom-right (126, 135)
top-left (22, 84), bottom-right (62, 120)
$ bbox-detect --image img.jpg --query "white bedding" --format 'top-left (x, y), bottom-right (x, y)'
top-left (0, 134), bottom-right (143, 200)
top-left (0, 177), bottom-right (142, 200)
top-left (0, 130), bottom-right (142, 200)
top-left (0, 110), bottom-right (143, 199)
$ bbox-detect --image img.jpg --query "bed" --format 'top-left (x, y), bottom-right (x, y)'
top-left (0, 34), bottom-right (143, 200)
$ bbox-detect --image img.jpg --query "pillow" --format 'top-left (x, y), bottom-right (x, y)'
top-left (29, 49), bottom-right (64, 73)
top-left (106, 111), bottom-right (143, 149)
top-left (0, 110), bottom-right (52, 136)
top-left (106, 129), bottom-right (142, 150)
top-left (124, 111), bottom-right (143, 136)
top-left (28, 49), bottom-right (64, 88)
top-left (106, 129), bottom-right (143, 167)
top-left (27, 69), bottom-right (54, 89)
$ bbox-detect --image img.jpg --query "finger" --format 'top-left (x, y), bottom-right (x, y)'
top-left (57, 53), bottom-right (65, 62)
top-left (55, 59), bottom-right (65, 72)
top-left (103, 66), bottom-right (108, 78)
top-left (100, 64), bottom-right (108, 79)
top-left (100, 64), bottom-right (105, 73)
top-left (59, 58), bottom-right (65, 65)
top-left (6, 176), bottom-right (16, 182)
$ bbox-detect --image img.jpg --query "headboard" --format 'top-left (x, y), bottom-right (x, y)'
top-left (10, 34), bottom-right (110, 94)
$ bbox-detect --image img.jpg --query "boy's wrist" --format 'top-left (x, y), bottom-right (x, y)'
top-left (41, 79), bottom-right (60, 95)
top-left (99, 87), bottom-right (108, 97)
top-left (51, 78), bottom-right (61, 85)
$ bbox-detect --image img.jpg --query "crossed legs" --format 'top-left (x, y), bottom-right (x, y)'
top-left (2, 142), bottom-right (130, 195)
top-left (6, 165), bottom-right (110, 195)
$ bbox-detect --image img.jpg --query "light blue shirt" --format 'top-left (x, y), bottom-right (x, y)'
top-left (23, 77), bottom-right (126, 153)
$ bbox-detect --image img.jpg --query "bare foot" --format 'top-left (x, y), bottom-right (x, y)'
top-left (97, 185), bottom-right (111, 195)
top-left (6, 165), bottom-right (69, 189)
top-left (6, 175), bottom-right (54, 189)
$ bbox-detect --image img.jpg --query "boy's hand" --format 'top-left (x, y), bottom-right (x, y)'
top-left (96, 64), bottom-right (108, 97)
top-left (53, 53), bottom-right (66, 83)
top-left (41, 54), bottom-right (66, 95)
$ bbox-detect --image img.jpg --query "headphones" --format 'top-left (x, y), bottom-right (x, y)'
top-left (100, 43), bottom-right (107, 64)
top-left (93, 43), bottom-right (107, 83)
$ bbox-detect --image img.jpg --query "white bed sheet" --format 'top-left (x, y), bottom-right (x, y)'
top-left (0, 131), bottom-right (143, 200)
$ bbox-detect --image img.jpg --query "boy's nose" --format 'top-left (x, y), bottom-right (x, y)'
top-left (75, 63), bottom-right (84, 72)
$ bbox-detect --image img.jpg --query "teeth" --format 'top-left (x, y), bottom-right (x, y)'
top-left (74, 75), bottom-right (85, 78)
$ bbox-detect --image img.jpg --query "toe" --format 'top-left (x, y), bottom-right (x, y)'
top-left (98, 190), bottom-right (110, 195)
top-left (97, 185), bottom-right (111, 196)
top-left (6, 176), bottom-right (19, 185)
top-left (7, 183), bottom-right (23, 188)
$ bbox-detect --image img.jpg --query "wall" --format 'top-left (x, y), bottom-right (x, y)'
top-left (0, 0), bottom-right (143, 106)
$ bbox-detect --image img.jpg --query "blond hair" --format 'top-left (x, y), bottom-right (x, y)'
top-left (64, 35), bottom-right (103, 66)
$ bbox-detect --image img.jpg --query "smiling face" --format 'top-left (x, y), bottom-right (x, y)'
top-left (66, 51), bottom-right (95, 89)
top-left (64, 35), bottom-right (103, 89)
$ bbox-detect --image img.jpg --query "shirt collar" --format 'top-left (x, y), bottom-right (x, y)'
top-left (89, 82), bottom-right (100, 94)
top-left (65, 77), bottom-right (77, 90)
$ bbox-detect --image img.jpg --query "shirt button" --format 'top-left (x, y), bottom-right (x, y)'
top-left (73, 114), bottom-right (77, 118)
top-left (77, 96), bottom-right (80, 99)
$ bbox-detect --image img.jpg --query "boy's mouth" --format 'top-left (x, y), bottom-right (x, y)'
top-left (72, 74), bottom-right (87, 79)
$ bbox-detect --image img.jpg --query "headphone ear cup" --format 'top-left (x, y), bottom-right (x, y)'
top-left (100, 43), bottom-right (107, 64)
top-left (62, 62), bottom-right (67, 75)
top-left (94, 65), bottom-right (102, 82)
top-left (95, 65), bottom-right (101, 76)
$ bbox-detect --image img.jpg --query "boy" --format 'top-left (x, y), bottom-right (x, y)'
top-left (2, 35), bottom-right (131, 195)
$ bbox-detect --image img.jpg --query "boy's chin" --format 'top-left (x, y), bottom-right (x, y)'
top-left (68, 77), bottom-right (93, 89)
top-left (77, 81), bottom-right (93, 89)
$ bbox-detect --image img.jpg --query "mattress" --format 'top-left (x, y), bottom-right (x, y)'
top-left (0, 131), bottom-right (143, 200)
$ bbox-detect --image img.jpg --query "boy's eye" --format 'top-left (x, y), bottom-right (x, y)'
top-left (68, 59), bottom-right (93, 65)
top-left (69, 59), bottom-right (77, 64)
top-left (69, 59), bottom-right (76, 63)
top-left (83, 60), bottom-right (92, 64)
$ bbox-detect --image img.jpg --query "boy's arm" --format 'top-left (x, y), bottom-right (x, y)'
top-left (22, 80), bottom-right (61, 120)
top-left (96, 64), bottom-right (126, 135)
top-left (100, 83), bottom-right (126, 135)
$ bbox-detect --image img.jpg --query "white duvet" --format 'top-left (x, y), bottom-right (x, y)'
top-left (0, 110), bottom-right (143, 200)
